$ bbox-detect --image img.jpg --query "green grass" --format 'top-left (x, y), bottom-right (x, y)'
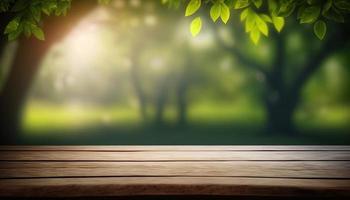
top-left (22, 100), bottom-right (265, 133)
top-left (22, 102), bottom-right (141, 134)
top-left (296, 105), bottom-right (350, 131)
top-left (20, 100), bottom-right (350, 145)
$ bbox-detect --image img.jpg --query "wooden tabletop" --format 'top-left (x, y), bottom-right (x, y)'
top-left (0, 146), bottom-right (349, 199)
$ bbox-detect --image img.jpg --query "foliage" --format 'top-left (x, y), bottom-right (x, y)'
top-left (0, 0), bottom-right (73, 41)
top-left (162, 0), bottom-right (350, 43)
top-left (1, 0), bottom-right (349, 43)
top-left (0, 0), bottom-right (111, 41)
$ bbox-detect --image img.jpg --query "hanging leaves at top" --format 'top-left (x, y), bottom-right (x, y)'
top-left (163, 0), bottom-right (350, 43)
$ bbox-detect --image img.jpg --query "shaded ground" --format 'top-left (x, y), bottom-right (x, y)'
top-left (19, 101), bottom-right (350, 145)
top-left (20, 123), bottom-right (350, 145)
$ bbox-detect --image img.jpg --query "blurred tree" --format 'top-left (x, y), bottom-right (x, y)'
top-left (0, 0), bottom-right (97, 144)
top-left (0, 0), bottom-right (349, 143)
top-left (130, 41), bottom-right (149, 121)
top-left (213, 20), bottom-right (349, 134)
top-left (176, 48), bottom-right (191, 126)
top-left (164, 0), bottom-right (350, 133)
top-left (170, 0), bottom-right (350, 43)
top-left (104, 2), bottom-right (192, 126)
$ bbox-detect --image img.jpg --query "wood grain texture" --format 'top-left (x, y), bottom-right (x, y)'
top-left (1, 145), bottom-right (350, 151)
top-left (1, 177), bottom-right (350, 198)
top-left (1, 161), bottom-right (350, 179)
top-left (1, 151), bottom-right (349, 161)
top-left (0, 145), bottom-right (349, 198)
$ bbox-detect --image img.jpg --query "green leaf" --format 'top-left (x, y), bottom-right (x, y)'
top-left (41, 1), bottom-right (58, 16)
top-left (334, 0), bottom-right (350, 11)
top-left (7, 25), bottom-right (23, 41)
top-left (4, 18), bottom-right (20, 34)
top-left (322, 0), bottom-right (333, 15)
top-left (256, 16), bottom-right (268, 36)
top-left (300, 6), bottom-right (321, 23)
top-left (23, 22), bottom-right (32, 38)
top-left (234, 0), bottom-right (250, 9)
top-left (240, 8), bottom-right (249, 21)
top-left (30, 6), bottom-right (42, 23)
top-left (314, 20), bottom-right (326, 40)
top-left (323, 7), bottom-right (345, 22)
top-left (185, 0), bottom-right (201, 16)
top-left (190, 17), bottom-right (202, 36)
top-left (272, 16), bottom-right (284, 32)
top-left (245, 10), bottom-right (256, 32)
top-left (250, 27), bottom-right (261, 44)
top-left (268, 0), bottom-right (277, 13)
top-left (297, 5), bottom-right (307, 19)
top-left (252, 0), bottom-right (263, 8)
top-left (260, 14), bottom-right (272, 23)
top-left (31, 24), bottom-right (45, 40)
top-left (210, 2), bottom-right (221, 22)
top-left (278, 1), bottom-right (296, 17)
top-left (220, 2), bottom-right (230, 24)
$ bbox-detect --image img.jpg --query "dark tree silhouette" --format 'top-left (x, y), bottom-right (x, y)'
top-left (215, 22), bottom-right (350, 134)
top-left (0, 0), bottom-right (97, 144)
top-left (130, 42), bottom-right (148, 122)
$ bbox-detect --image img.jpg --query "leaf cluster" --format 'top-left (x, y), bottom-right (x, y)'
top-left (2, 0), bottom-right (349, 43)
top-left (1, 0), bottom-right (112, 41)
top-left (2, 0), bottom-right (72, 41)
top-left (163, 0), bottom-right (350, 43)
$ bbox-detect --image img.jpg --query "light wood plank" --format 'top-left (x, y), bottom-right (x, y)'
top-left (1, 146), bottom-right (350, 198)
top-left (1, 145), bottom-right (350, 151)
top-left (0, 177), bottom-right (349, 197)
top-left (1, 151), bottom-right (349, 161)
top-left (1, 161), bottom-right (349, 179)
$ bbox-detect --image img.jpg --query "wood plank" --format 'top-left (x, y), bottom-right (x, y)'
top-left (1, 177), bottom-right (349, 198)
top-left (1, 145), bottom-right (350, 151)
top-left (1, 161), bottom-right (349, 179)
top-left (1, 151), bottom-right (349, 161)
top-left (1, 146), bottom-right (349, 198)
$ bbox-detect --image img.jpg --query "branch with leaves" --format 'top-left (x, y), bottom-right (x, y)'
top-left (1, 0), bottom-right (349, 43)
top-left (0, 0), bottom-right (110, 41)
top-left (162, 0), bottom-right (350, 44)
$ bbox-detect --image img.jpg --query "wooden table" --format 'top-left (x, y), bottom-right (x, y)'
top-left (0, 146), bottom-right (349, 199)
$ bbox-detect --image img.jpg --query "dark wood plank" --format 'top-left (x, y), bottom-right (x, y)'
top-left (1, 145), bottom-right (349, 198)
top-left (1, 161), bottom-right (349, 179)
top-left (1, 151), bottom-right (349, 161)
top-left (0, 177), bottom-right (349, 198)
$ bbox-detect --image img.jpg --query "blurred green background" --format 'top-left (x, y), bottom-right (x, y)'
top-left (1, 0), bottom-right (349, 144)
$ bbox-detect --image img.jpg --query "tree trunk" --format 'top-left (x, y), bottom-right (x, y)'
top-left (0, 38), bottom-right (46, 144)
top-left (130, 62), bottom-right (148, 121)
top-left (176, 86), bottom-right (187, 126)
top-left (0, 0), bottom-right (96, 144)
top-left (266, 25), bottom-right (350, 136)
top-left (176, 72), bottom-right (189, 127)
top-left (154, 76), bottom-right (168, 126)
top-left (175, 46), bottom-right (193, 127)
top-left (265, 92), bottom-right (299, 135)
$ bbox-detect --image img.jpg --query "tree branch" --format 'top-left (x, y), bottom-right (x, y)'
top-left (291, 27), bottom-right (350, 95)
top-left (212, 27), bottom-right (269, 77)
top-left (269, 31), bottom-right (286, 92)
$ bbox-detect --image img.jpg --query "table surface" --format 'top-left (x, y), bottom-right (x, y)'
top-left (0, 145), bottom-right (349, 198)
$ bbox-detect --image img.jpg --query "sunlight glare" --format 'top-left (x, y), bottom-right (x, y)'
top-left (144, 15), bottom-right (157, 26)
top-left (150, 57), bottom-right (165, 70)
top-left (65, 22), bottom-right (102, 70)
top-left (130, 0), bottom-right (141, 7)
